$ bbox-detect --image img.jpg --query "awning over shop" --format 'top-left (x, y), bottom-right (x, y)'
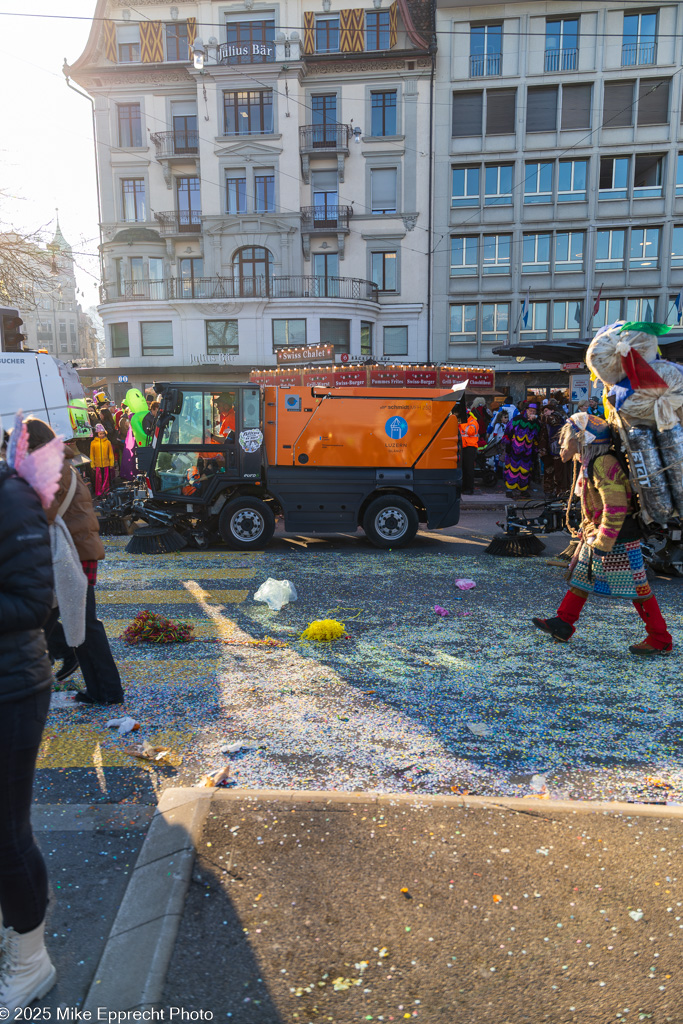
top-left (492, 334), bottom-right (683, 364)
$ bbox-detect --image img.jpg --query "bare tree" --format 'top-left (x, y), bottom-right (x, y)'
top-left (0, 192), bottom-right (54, 310)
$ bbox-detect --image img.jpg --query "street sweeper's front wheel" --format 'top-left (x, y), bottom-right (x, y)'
top-left (219, 497), bottom-right (275, 550)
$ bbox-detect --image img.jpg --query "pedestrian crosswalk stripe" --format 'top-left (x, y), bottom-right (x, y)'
top-left (98, 589), bottom-right (249, 604)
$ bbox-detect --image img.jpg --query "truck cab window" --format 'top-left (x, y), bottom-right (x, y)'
top-left (211, 391), bottom-right (237, 440)
top-left (161, 391), bottom-right (205, 445)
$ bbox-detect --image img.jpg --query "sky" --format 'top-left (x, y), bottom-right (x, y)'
top-left (0, 0), bottom-right (101, 307)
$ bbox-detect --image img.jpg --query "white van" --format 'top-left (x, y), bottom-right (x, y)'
top-left (0, 351), bottom-right (91, 440)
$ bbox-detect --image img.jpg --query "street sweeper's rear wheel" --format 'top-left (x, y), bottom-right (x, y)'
top-left (219, 497), bottom-right (275, 550)
top-left (363, 495), bottom-right (419, 548)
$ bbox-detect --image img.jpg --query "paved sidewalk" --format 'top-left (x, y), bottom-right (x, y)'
top-left (74, 787), bottom-right (683, 1023)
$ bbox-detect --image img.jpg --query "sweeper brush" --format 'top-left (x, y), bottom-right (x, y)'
top-left (485, 533), bottom-right (546, 557)
top-left (125, 526), bottom-right (188, 555)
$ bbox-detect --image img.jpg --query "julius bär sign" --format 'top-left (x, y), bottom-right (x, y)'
top-left (276, 344), bottom-right (334, 366)
top-left (217, 42), bottom-right (274, 62)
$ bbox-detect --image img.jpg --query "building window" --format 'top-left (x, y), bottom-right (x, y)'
top-left (677, 155), bottom-right (683, 195)
top-left (121, 179), bottom-right (146, 222)
top-left (484, 164), bottom-right (513, 205)
top-left (522, 234), bottom-right (551, 274)
top-left (117, 25), bottom-right (140, 62)
top-left (603, 80), bottom-right (635, 127)
top-left (626, 297), bottom-right (656, 321)
top-left (176, 176), bottom-right (201, 230)
top-left (166, 23), bottom-right (189, 61)
top-left (320, 318), bottom-right (350, 355)
top-left (638, 78), bottom-right (670, 126)
top-left (361, 321), bottom-right (373, 357)
top-left (554, 232), bottom-right (584, 272)
top-left (558, 159), bottom-right (587, 202)
top-left (630, 227), bottom-right (660, 269)
top-left (596, 229), bottom-right (626, 271)
top-left (384, 325), bottom-right (408, 356)
top-left (452, 166), bottom-right (480, 207)
top-left (671, 226), bottom-right (683, 266)
top-left (371, 251), bottom-right (397, 291)
top-left (561, 83), bottom-right (592, 130)
top-left (371, 91), bottom-right (397, 136)
top-left (366, 11), bottom-right (390, 51)
top-left (233, 246), bottom-right (273, 296)
top-left (57, 322), bottom-right (65, 351)
top-left (449, 304), bottom-right (477, 344)
top-left (69, 322), bottom-right (77, 350)
top-left (469, 23), bottom-right (502, 77)
top-left (117, 104), bottom-right (142, 147)
top-left (524, 162), bottom-right (553, 204)
top-left (226, 19), bottom-right (275, 63)
top-left (206, 320), bottom-right (239, 354)
top-left (593, 299), bottom-right (623, 329)
top-left (452, 91), bottom-right (483, 137)
top-left (450, 236), bottom-right (478, 276)
top-left (178, 257), bottom-right (205, 298)
top-left (599, 157), bottom-right (630, 199)
top-left (553, 300), bottom-right (583, 336)
top-left (486, 88), bottom-right (516, 135)
top-left (311, 94), bottom-right (338, 144)
top-left (223, 90), bottom-right (273, 134)
top-left (149, 257), bottom-right (165, 299)
top-left (272, 319), bottom-right (306, 349)
top-left (255, 174), bottom-right (275, 212)
top-left (226, 176), bottom-right (247, 213)
top-left (482, 234), bottom-right (511, 275)
top-left (370, 168), bottom-right (397, 214)
top-left (141, 321), bottom-right (173, 357)
top-left (634, 154), bottom-right (664, 198)
top-left (313, 253), bottom-right (340, 295)
top-left (482, 302), bottom-right (509, 343)
top-left (110, 322), bottom-right (130, 358)
top-left (315, 17), bottom-right (339, 53)
top-left (520, 301), bottom-right (549, 339)
top-left (545, 17), bottom-right (578, 71)
top-left (622, 10), bottom-right (657, 66)
top-left (527, 86), bottom-right (558, 132)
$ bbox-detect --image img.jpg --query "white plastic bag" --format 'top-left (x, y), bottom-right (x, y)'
top-left (253, 578), bottom-right (298, 611)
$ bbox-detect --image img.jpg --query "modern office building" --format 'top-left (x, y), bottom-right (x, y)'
top-left (66, 0), bottom-right (434, 396)
top-left (433, 0), bottom-right (683, 399)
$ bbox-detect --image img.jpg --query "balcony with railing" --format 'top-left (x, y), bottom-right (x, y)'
top-left (621, 40), bottom-right (657, 66)
top-left (469, 52), bottom-right (501, 77)
top-left (150, 130), bottom-right (200, 159)
top-left (544, 47), bottom-right (578, 72)
top-left (300, 205), bottom-right (352, 259)
top-left (299, 123), bottom-right (351, 183)
top-left (104, 275), bottom-right (379, 303)
top-left (154, 210), bottom-right (202, 236)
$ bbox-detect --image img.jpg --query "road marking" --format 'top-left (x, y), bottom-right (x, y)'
top-left (103, 566), bottom-right (257, 581)
top-left (32, 803), bottom-right (155, 832)
top-left (98, 589), bottom-right (249, 604)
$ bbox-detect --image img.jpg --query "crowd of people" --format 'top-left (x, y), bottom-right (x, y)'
top-left (75, 390), bottom-right (159, 496)
top-left (459, 391), bottom-right (603, 497)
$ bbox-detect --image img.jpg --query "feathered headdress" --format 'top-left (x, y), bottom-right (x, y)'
top-left (4, 412), bottom-right (64, 509)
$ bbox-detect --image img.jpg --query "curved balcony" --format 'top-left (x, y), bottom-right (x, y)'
top-left (103, 275), bottom-right (379, 303)
top-left (154, 210), bottom-right (202, 236)
top-left (299, 124), bottom-right (351, 183)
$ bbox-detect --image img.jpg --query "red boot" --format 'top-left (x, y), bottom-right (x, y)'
top-left (631, 595), bottom-right (673, 655)
top-left (533, 590), bottom-right (587, 642)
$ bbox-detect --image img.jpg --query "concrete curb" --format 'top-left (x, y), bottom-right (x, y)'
top-left (83, 788), bottom-right (213, 1012)
top-left (204, 787), bottom-right (683, 818)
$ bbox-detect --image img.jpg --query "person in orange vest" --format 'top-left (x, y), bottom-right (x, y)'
top-left (90, 423), bottom-right (115, 496)
top-left (459, 407), bottom-right (480, 494)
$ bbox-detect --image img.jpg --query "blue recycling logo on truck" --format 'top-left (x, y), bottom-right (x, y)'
top-left (385, 415), bottom-right (408, 439)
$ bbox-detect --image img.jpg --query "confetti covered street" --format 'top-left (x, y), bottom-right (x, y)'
top-left (39, 525), bottom-right (683, 806)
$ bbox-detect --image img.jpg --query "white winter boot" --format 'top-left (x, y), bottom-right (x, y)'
top-left (0, 922), bottom-right (56, 1010)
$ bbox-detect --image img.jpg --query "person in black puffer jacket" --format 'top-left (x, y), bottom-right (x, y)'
top-left (0, 463), bottom-right (57, 1008)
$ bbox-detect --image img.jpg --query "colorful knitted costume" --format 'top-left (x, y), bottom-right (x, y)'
top-left (503, 412), bottom-right (540, 493)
